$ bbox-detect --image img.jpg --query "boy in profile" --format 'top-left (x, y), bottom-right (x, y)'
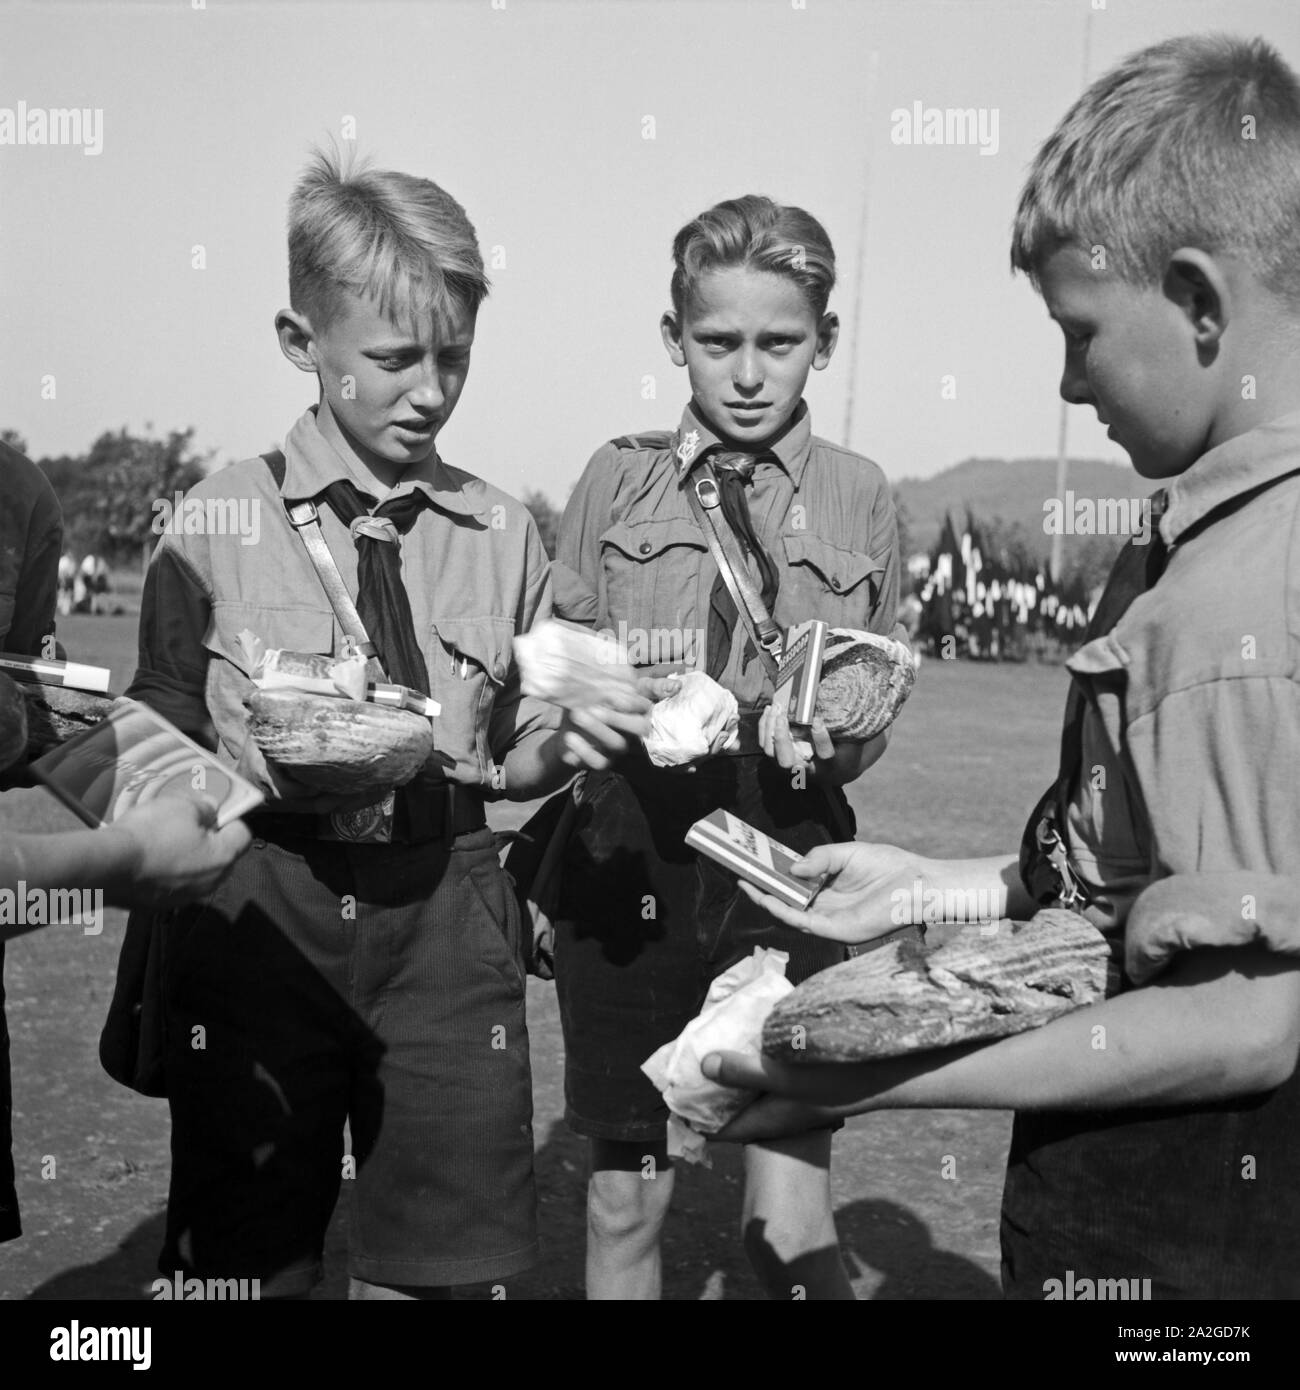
top-left (125, 149), bottom-right (647, 1298)
top-left (705, 34), bottom-right (1300, 1298)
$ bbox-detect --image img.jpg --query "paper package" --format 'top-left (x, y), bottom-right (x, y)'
top-left (641, 946), bottom-right (793, 1164)
top-left (644, 671), bottom-right (740, 766)
top-left (237, 630), bottom-right (368, 702)
top-left (513, 619), bottom-right (636, 708)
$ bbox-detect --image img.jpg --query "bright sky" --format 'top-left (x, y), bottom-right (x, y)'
top-left (2, 0), bottom-right (1297, 502)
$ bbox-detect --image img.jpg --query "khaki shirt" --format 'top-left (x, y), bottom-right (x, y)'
top-left (128, 408), bottom-right (561, 791)
top-left (558, 401), bottom-right (900, 707)
top-left (1063, 409), bottom-right (1300, 959)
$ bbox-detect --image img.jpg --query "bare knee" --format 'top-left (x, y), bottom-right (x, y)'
top-left (588, 1143), bottom-right (674, 1243)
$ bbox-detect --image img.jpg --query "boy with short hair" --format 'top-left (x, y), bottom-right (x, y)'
top-left (555, 195), bottom-right (899, 1299)
top-left (705, 34), bottom-right (1300, 1298)
top-left (125, 149), bottom-right (647, 1298)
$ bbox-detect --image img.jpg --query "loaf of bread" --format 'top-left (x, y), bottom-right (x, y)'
top-left (245, 688), bottom-right (434, 795)
top-left (18, 683), bottom-right (116, 762)
top-left (762, 909), bottom-right (1114, 1062)
top-left (814, 629), bottom-right (917, 740)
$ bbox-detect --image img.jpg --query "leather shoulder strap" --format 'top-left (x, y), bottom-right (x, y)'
top-left (260, 450), bottom-right (383, 673)
top-left (684, 462), bottom-right (783, 679)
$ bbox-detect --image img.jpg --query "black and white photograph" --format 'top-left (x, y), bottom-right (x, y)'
top-left (1, 0), bottom-right (1298, 1356)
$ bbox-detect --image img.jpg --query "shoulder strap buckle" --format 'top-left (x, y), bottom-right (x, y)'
top-left (694, 477), bottom-right (721, 510)
top-left (286, 500), bottom-right (319, 529)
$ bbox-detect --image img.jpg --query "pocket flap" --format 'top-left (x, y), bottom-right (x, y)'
top-left (599, 518), bottom-right (707, 564)
top-left (781, 534), bottom-right (880, 595)
top-left (430, 616), bottom-right (513, 685)
top-left (203, 603), bottom-right (335, 673)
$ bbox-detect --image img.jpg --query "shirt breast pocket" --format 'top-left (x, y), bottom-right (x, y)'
top-left (202, 602), bottom-right (337, 673)
top-left (599, 518), bottom-right (707, 646)
top-left (428, 616), bottom-right (513, 781)
top-left (781, 534), bottom-right (882, 627)
top-left (200, 602), bottom-right (338, 761)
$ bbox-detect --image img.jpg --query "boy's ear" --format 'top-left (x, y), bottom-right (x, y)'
top-left (661, 310), bottom-right (687, 367)
top-left (275, 308), bottom-right (321, 375)
top-left (813, 311), bottom-right (840, 371)
top-left (1164, 250), bottom-right (1229, 351)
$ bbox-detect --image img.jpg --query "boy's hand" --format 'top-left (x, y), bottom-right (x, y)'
top-left (735, 840), bottom-right (922, 943)
top-left (701, 1051), bottom-right (861, 1143)
top-left (559, 687), bottom-right (653, 770)
top-left (758, 700), bottom-right (831, 771)
top-left (633, 663), bottom-right (687, 703)
top-left (106, 796), bottom-right (252, 908)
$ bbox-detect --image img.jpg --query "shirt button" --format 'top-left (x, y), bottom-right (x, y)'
top-left (830, 576), bottom-right (841, 591)
top-left (639, 541), bottom-right (653, 555)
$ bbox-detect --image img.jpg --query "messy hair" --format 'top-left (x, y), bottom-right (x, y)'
top-left (670, 195), bottom-right (837, 320)
top-left (288, 145), bottom-right (489, 331)
top-left (1011, 34), bottom-right (1300, 306)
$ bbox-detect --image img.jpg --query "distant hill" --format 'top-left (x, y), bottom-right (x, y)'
top-left (895, 456), bottom-right (1154, 563)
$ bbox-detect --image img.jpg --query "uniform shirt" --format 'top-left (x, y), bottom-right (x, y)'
top-left (558, 401), bottom-right (900, 707)
top-left (0, 440), bottom-right (62, 655)
top-left (128, 407), bottom-right (561, 790)
top-left (1059, 408), bottom-right (1300, 960)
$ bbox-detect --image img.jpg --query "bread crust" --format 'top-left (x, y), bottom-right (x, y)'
top-left (762, 909), bottom-right (1114, 1062)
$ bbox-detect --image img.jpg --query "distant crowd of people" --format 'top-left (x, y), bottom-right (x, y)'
top-left (55, 552), bottom-right (111, 616)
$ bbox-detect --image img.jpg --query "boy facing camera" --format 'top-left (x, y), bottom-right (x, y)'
top-left (705, 34), bottom-right (1300, 1298)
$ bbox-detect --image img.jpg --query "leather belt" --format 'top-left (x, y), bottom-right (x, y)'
top-left (247, 785), bottom-right (487, 846)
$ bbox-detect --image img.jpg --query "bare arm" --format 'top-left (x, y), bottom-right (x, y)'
top-left (707, 944), bottom-right (1300, 1142)
top-left (1, 797), bottom-right (252, 941)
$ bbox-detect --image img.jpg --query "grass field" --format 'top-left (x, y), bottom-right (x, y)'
top-left (0, 614), bottom-right (1071, 1300)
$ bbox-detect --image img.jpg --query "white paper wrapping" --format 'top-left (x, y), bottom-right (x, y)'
top-left (513, 619), bottom-right (635, 708)
top-left (641, 946), bottom-right (792, 1164)
top-left (644, 671), bottom-right (740, 766)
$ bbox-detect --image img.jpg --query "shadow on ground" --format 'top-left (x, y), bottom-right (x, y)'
top-left (22, 1117), bottom-right (998, 1302)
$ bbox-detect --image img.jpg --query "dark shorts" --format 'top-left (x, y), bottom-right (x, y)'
top-left (554, 754), bottom-right (850, 1145)
top-left (1, 944), bottom-right (19, 1244)
top-left (157, 826), bottom-right (536, 1294)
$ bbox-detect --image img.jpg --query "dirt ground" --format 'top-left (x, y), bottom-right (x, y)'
top-left (0, 615), bottom-right (1069, 1300)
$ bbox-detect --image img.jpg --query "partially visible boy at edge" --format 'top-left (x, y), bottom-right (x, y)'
top-left (125, 149), bottom-right (648, 1299)
top-left (704, 34), bottom-right (1300, 1299)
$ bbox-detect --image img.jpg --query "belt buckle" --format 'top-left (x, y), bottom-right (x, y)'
top-left (328, 791), bottom-right (395, 843)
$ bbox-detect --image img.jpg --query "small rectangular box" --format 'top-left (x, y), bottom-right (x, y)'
top-left (32, 698), bottom-right (264, 829)
top-left (686, 808), bottom-right (824, 909)
top-left (0, 651), bottom-right (112, 694)
top-left (772, 620), bottom-right (829, 727)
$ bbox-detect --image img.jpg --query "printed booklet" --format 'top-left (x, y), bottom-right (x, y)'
top-left (32, 698), bottom-right (264, 829)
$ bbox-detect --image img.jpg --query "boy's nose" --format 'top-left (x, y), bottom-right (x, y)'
top-left (1058, 359), bottom-right (1093, 407)
top-left (407, 373), bottom-right (445, 411)
top-left (733, 350), bottom-right (763, 391)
